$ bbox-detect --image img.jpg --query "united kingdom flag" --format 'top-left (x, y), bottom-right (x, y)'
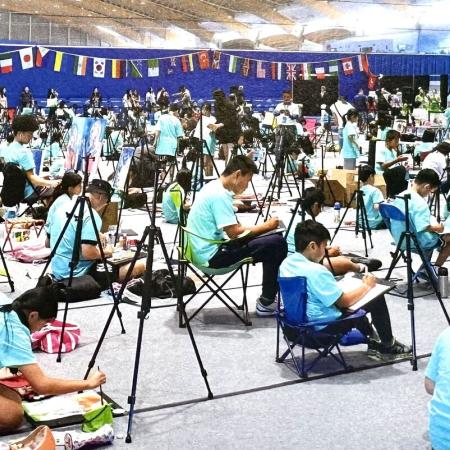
top-left (286, 64), bottom-right (297, 81)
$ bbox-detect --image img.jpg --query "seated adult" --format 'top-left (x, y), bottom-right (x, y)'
top-left (186, 155), bottom-right (288, 316)
top-left (422, 141), bottom-right (450, 194)
top-left (1, 115), bottom-right (60, 204)
top-left (0, 285), bottom-right (105, 432)
top-left (162, 168), bottom-right (191, 224)
top-left (286, 187), bottom-right (381, 274)
top-left (279, 220), bottom-right (411, 361)
top-left (49, 179), bottom-right (146, 286)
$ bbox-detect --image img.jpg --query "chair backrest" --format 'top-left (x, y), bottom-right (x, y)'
top-left (0, 162), bottom-right (27, 206)
top-left (278, 276), bottom-right (308, 325)
top-left (379, 202), bottom-right (406, 222)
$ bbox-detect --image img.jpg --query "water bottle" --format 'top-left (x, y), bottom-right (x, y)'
top-left (333, 202), bottom-right (341, 223)
top-left (438, 267), bottom-right (448, 298)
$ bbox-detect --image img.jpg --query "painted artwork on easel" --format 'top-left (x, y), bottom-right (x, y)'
top-left (112, 147), bottom-right (134, 193)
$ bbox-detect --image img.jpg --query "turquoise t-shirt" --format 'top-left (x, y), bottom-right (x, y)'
top-left (391, 190), bottom-right (440, 250)
top-left (155, 114), bottom-right (184, 157)
top-left (186, 179), bottom-right (237, 266)
top-left (279, 252), bottom-right (342, 325)
top-left (162, 182), bottom-right (184, 224)
top-left (375, 146), bottom-right (398, 174)
top-left (1, 140), bottom-right (35, 198)
top-left (360, 184), bottom-right (384, 229)
top-left (45, 193), bottom-right (73, 235)
top-left (426, 327), bottom-right (450, 450)
top-left (49, 200), bottom-right (102, 279)
top-left (0, 293), bottom-right (36, 369)
top-left (341, 121), bottom-right (359, 159)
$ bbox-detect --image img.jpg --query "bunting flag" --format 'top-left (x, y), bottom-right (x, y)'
top-left (328, 60), bottom-right (338, 76)
top-left (301, 63), bottom-right (311, 80)
top-left (271, 62), bottom-right (282, 80)
top-left (0, 54), bottom-right (12, 74)
top-left (19, 47), bottom-right (33, 70)
top-left (111, 59), bottom-right (125, 78)
top-left (167, 57), bottom-right (177, 75)
top-left (53, 51), bottom-right (64, 72)
top-left (197, 51), bottom-right (210, 69)
top-left (147, 59), bottom-right (159, 77)
top-left (73, 55), bottom-right (87, 76)
top-left (241, 58), bottom-right (251, 77)
top-left (358, 53), bottom-right (369, 74)
top-left (93, 58), bottom-right (105, 78)
top-left (341, 57), bottom-right (353, 76)
top-left (315, 66), bottom-right (326, 80)
top-left (256, 61), bottom-right (266, 79)
top-left (228, 55), bottom-right (238, 73)
top-left (181, 54), bottom-right (194, 72)
top-left (129, 60), bottom-right (143, 78)
top-left (35, 47), bottom-right (49, 68)
top-left (368, 73), bottom-right (378, 90)
top-left (286, 64), bottom-right (297, 81)
top-left (212, 51), bottom-right (221, 69)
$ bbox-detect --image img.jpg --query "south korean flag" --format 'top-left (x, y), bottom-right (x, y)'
top-left (93, 58), bottom-right (105, 78)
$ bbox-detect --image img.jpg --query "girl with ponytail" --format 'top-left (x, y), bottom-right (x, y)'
top-left (0, 285), bottom-right (105, 432)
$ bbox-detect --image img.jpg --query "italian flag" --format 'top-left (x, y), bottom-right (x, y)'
top-left (0, 53), bottom-right (12, 74)
top-left (73, 55), bottom-right (87, 76)
top-left (329, 60), bottom-right (338, 76)
top-left (111, 59), bottom-right (125, 79)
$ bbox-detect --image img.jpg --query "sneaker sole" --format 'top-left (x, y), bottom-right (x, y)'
top-left (367, 350), bottom-right (412, 362)
top-left (255, 308), bottom-right (276, 317)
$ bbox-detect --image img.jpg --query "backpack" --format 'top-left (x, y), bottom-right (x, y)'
top-left (0, 162), bottom-right (26, 207)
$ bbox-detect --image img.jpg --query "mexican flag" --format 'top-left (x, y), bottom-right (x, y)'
top-left (0, 53), bottom-right (12, 74)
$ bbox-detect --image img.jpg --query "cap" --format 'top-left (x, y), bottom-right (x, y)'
top-left (86, 179), bottom-right (113, 200)
top-left (12, 115), bottom-right (39, 133)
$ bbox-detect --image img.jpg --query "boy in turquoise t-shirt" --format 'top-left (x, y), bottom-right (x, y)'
top-left (279, 220), bottom-right (411, 361)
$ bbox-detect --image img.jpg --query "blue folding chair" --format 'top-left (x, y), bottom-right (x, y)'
top-left (276, 276), bottom-right (366, 378)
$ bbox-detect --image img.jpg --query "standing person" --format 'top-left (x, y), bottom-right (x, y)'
top-left (2, 115), bottom-right (60, 203)
top-left (425, 327), bottom-right (450, 450)
top-left (145, 87), bottom-right (156, 111)
top-left (186, 155), bottom-right (288, 316)
top-left (154, 104), bottom-right (184, 181)
top-left (193, 102), bottom-right (221, 176)
top-left (20, 86), bottom-right (33, 110)
top-left (0, 285), bottom-right (106, 432)
top-left (319, 85), bottom-right (332, 126)
top-left (213, 89), bottom-right (241, 163)
top-left (341, 109), bottom-right (360, 170)
top-left (330, 96), bottom-right (353, 150)
top-left (273, 90), bottom-right (300, 164)
top-left (156, 87), bottom-right (170, 110)
top-left (353, 88), bottom-right (368, 130)
top-left (0, 87), bottom-right (8, 121)
top-left (46, 88), bottom-right (58, 122)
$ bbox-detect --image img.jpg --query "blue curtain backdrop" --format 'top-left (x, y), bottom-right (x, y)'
top-left (1, 45), bottom-right (450, 108)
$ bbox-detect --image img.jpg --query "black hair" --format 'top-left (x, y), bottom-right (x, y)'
top-left (12, 115), bottom-right (39, 134)
top-left (294, 220), bottom-right (330, 252)
top-left (359, 164), bottom-right (375, 182)
top-left (169, 103), bottom-right (179, 113)
top-left (52, 172), bottom-right (82, 201)
top-left (346, 109), bottom-right (359, 120)
top-left (175, 168), bottom-right (192, 193)
top-left (385, 129), bottom-right (400, 142)
top-left (282, 90), bottom-right (292, 96)
top-left (202, 102), bottom-right (212, 113)
top-left (414, 168), bottom-right (440, 187)
top-left (434, 142), bottom-right (450, 154)
top-left (222, 155), bottom-right (258, 176)
top-left (0, 285), bottom-right (63, 332)
top-left (302, 187), bottom-right (325, 217)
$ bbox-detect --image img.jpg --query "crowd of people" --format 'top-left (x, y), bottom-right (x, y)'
top-left (0, 81), bottom-right (450, 450)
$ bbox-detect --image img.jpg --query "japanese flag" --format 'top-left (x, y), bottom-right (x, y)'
top-left (93, 58), bottom-right (105, 78)
top-left (19, 47), bottom-right (34, 69)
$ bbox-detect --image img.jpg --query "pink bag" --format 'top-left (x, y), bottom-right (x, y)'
top-left (31, 320), bottom-right (81, 354)
top-left (11, 240), bottom-right (51, 263)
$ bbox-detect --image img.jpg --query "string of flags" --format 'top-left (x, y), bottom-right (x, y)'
top-left (0, 46), bottom-right (375, 82)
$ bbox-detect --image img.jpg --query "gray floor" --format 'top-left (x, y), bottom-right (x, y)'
top-left (1, 151), bottom-right (446, 449)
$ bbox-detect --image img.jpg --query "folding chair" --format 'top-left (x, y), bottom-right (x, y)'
top-left (276, 276), bottom-right (366, 378)
top-left (177, 226), bottom-right (253, 327)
